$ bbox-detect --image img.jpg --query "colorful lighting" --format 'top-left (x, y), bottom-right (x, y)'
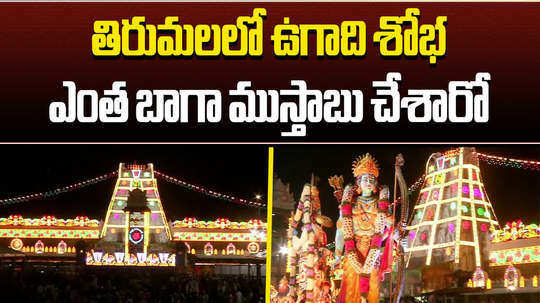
top-left (489, 245), bottom-right (540, 266)
top-left (472, 267), bottom-right (487, 288)
top-left (226, 243), bottom-right (236, 255)
top-left (473, 187), bottom-right (482, 199)
top-left (173, 231), bottom-right (265, 242)
top-left (247, 242), bottom-right (260, 254)
top-left (405, 148), bottom-right (500, 269)
top-left (9, 238), bottom-right (23, 251)
top-left (474, 151), bottom-right (540, 171)
top-left (0, 215), bottom-right (100, 227)
top-left (129, 228), bottom-right (144, 245)
top-left (35, 240), bottom-right (44, 253)
top-left (504, 265), bottom-right (520, 291)
top-left (462, 185), bottom-right (470, 195)
top-left (0, 228), bottom-right (100, 239)
top-left (204, 242), bottom-right (213, 256)
top-left (477, 207), bottom-right (485, 217)
top-left (480, 223), bottom-right (488, 232)
top-left (86, 250), bottom-right (175, 266)
top-left (58, 240), bottom-right (67, 254)
top-left (491, 220), bottom-right (540, 243)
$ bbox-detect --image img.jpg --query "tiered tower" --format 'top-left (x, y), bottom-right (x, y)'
top-left (101, 163), bottom-right (171, 247)
top-left (405, 147), bottom-right (500, 271)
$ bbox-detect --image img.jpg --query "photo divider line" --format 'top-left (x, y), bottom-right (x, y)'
top-left (265, 146), bottom-right (274, 303)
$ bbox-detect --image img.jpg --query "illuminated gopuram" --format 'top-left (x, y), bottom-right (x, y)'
top-left (0, 163), bottom-right (266, 271)
top-left (405, 147), bottom-right (500, 287)
top-left (101, 163), bottom-right (171, 245)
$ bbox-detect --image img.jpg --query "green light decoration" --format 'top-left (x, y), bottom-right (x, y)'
top-left (417, 211), bottom-right (423, 219)
top-left (477, 207), bottom-right (485, 217)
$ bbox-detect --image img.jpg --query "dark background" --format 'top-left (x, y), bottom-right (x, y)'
top-left (0, 145), bottom-right (269, 221)
top-left (0, 3), bottom-right (539, 141)
top-left (274, 145), bottom-right (540, 240)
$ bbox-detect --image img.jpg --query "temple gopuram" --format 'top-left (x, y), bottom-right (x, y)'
top-left (0, 163), bottom-right (266, 276)
top-left (403, 147), bottom-right (539, 302)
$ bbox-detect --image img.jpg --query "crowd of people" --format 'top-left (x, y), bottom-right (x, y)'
top-left (0, 267), bottom-right (265, 303)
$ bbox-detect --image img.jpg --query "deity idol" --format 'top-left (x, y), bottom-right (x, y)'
top-left (330, 154), bottom-right (394, 303)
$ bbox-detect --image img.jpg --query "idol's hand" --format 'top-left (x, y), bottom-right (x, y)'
top-left (379, 185), bottom-right (390, 200)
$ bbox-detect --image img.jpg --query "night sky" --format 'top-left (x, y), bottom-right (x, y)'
top-left (274, 145), bottom-right (540, 240)
top-left (0, 145), bottom-right (269, 222)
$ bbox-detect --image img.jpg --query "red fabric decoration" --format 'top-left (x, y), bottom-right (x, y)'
top-left (359, 277), bottom-right (370, 293)
top-left (379, 226), bottom-right (394, 280)
top-left (371, 235), bottom-right (382, 247)
top-left (378, 201), bottom-right (389, 210)
top-left (341, 204), bottom-right (352, 215)
top-left (345, 240), bottom-right (355, 251)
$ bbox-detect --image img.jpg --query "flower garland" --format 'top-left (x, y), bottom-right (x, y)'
top-left (340, 185), bottom-right (365, 276)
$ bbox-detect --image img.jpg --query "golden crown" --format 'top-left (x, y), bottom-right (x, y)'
top-left (352, 153), bottom-right (379, 178)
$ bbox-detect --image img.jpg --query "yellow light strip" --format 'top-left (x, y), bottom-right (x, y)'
top-left (102, 163), bottom-right (123, 237)
top-left (144, 211), bottom-right (150, 255)
top-left (454, 152), bottom-right (464, 264)
top-left (405, 241), bottom-right (482, 252)
top-left (426, 168), bottom-right (446, 265)
top-left (124, 211), bottom-right (129, 256)
top-left (469, 170), bottom-right (482, 267)
top-left (407, 216), bottom-right (499, 229)
top-left (414, 196), bottom-right (497, 209)
top-left (150, 164), bottom-right (172, 241)
top-left (265, 147), bottom-right (274, 303)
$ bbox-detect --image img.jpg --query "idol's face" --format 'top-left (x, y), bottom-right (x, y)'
top-left (358, 174), bottom-right (376, 195)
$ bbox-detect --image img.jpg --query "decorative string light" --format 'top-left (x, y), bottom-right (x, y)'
top-left (0, 172), bottom-right (118, 206)
top-left (404, 149), bottom-right (540, 194)
top-left (0, 169), bottom-right (265, 209)
top-left (408, 174), bottom-right (425, 193)
top-left (474, 151), bottom-right (540, 171)
top-left (154, 171), bottom-right (266, 208)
